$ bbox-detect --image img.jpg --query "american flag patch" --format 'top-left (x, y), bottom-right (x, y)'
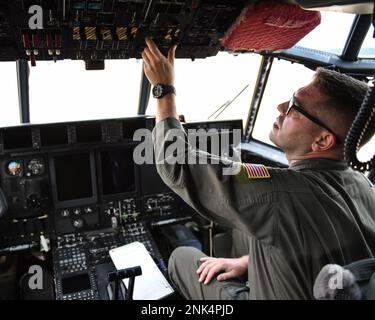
top-left (242, 163), bottom-right (271, 179)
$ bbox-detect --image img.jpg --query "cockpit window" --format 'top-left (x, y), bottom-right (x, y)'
top-left (252, 59), bottom-right (315, 146)
top-left (358, 136), bottom-right (375, 163)
top-left (29, 60), bottom-right (142, 124)
top-left (359, 25), bottom-right (375, 58)
top-left (295, 11), bottom-right (355, 55)
top-left (0, 62), bottom-right (20, 127)
top-left (146, 52), bottom-right (261, 126)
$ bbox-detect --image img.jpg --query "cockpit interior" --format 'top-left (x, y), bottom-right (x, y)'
top-left (0, 0), bottom-right (374, 300)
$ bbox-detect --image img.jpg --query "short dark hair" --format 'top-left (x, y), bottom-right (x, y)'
top-left (313, 67), bottom-right (374, 147)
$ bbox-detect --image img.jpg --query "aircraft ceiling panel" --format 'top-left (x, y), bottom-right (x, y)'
top-left (0, 0), bottom-right (250, 64)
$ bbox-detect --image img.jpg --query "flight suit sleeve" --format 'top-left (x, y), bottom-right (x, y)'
top-left (152, 117), bottom-right (277, 244)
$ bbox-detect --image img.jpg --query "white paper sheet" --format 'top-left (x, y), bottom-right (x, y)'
top-left (109, 241), bottom-right (174, 300)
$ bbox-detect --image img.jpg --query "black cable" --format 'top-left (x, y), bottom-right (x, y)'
top-left (368, 167), bottom-right (375, 183)
top-left (344, 82), bottom-right (375, 172)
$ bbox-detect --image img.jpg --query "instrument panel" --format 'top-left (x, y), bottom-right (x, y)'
top-left (0, 116), bottom-right (242, 247)
top-left (0, 0), bottom-right (249, 66)
top-left (0, 115), bottom-right (242, 300)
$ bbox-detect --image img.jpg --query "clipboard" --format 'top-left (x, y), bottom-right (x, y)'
top-left (109, 241), bottom-right (174, 300)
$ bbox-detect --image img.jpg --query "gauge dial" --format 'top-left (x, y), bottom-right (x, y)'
top-left (6, 161), bottom-right (22, 176)
top-left (27, 158), bottom-right (45, 175)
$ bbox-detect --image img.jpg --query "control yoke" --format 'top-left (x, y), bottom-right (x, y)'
top-left (107, 266), bottom-right (142, 300)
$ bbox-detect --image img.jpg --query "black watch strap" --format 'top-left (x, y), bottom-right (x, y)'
top-left (152, 84), bottom-right (176, 99)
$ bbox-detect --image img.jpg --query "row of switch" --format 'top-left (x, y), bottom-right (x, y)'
top-left (60, 206), bottom-right (94, 217)
top-left (13, 216), bottom-right (48, 238)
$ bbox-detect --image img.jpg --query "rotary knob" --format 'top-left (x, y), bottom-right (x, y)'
top-left (61, 209), bottom-right (70, 217)
top-left (84, 207), bottom-right (92, 214)
top-left (73, 219), bottom-right (84, 229)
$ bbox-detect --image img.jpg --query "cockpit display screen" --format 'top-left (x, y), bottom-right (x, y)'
top-left (100, 148), bottom-right (136, 196)
top-left (53, 153), bottom-right (95, 202)
top-left (61, 273), bottom-right (91, 295)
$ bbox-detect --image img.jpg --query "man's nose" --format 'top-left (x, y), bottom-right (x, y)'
top-left (277, 101), bottom-right (288, 115)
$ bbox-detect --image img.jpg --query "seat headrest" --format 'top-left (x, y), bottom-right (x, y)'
top-left (222, 0), bottom-right (321, 52)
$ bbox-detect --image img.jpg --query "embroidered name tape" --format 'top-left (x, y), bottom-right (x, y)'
top-left (242, 163), bottom-right (271, 179)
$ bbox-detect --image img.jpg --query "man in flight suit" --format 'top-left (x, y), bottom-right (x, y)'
top-left (141, 38), bottom-right (375, 299)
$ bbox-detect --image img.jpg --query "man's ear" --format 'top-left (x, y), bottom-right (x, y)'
top-left (311, 132), bottom-right (336, 152)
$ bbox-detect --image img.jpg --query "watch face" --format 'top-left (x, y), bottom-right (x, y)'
top-left (153, 85), bottom-right (163, 97)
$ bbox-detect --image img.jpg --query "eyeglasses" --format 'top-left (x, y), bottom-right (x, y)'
top-left (287, 95), bottom-right (341, 144)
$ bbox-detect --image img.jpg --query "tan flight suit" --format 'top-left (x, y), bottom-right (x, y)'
top-left (153, 117), bottom-right (375, 300)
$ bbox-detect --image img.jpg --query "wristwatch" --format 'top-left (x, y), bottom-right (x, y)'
top-left (152, 84), bottom-right (176, 99)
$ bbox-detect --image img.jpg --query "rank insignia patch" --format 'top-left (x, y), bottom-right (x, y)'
top-left (242, 163), bottom-right (271, 179)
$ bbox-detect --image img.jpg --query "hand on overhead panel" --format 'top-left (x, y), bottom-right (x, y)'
top-left (142, 38), bottom-right (177, 86)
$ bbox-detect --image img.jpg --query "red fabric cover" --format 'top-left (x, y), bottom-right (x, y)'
top-left (222, 0), bottom-right (321, 51)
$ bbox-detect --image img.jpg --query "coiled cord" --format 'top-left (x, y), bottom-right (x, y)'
top-left (344, 82), bottom-right (375, 172)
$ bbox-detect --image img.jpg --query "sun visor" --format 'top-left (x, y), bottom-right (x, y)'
top-left (222, 0), bottom-right (321, 52)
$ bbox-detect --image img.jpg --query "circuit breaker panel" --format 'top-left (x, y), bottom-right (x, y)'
top-left (0, 0), bottom-right (249, 65)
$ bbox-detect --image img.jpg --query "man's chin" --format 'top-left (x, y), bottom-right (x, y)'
top-left (269, 131), bottom-right (276, 144)
top-left (269, 133), bottom-right (282, 148)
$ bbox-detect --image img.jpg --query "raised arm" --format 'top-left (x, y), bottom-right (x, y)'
top-left (142, 38), bottom-right (178, 123)
top-left (142, 39), bottom-right (277, 244)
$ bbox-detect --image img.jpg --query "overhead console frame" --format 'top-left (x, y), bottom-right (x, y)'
top-left (0, 0), bottom-right (250, 65)
top-left (263, 46), bottom-right (375, 77)
top-left (288, 0), bottom-right (374, 14)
